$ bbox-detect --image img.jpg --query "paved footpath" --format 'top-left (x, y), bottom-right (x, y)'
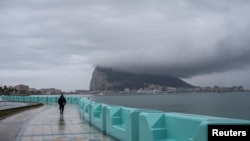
top-left (0, 104), bottom-right (118, 141)
top-left (0, 104), bottom-right (48, 141)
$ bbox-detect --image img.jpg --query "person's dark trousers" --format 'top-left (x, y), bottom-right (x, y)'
top-left (59, 104), bottom-right (65, 114)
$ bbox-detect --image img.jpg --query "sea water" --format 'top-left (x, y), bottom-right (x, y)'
top-left (90, 92), bottom-right (250, 120)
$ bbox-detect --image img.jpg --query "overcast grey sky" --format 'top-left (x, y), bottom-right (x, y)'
top-left (1, 0), bottom-right (250, 91)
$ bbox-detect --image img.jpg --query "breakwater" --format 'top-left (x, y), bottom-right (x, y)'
top-left (1, 95), bottom-right (250, 141)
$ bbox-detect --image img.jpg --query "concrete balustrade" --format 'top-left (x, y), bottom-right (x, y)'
top-left (106, 106), bottom-right (130, 140)
top-left (83, 99), bottom-right (92, 122)
top-left (106, 106), bottom-right (160, 141)
top-left (1, 95), bottom-right (250, 141)
top-left (91, 103), bottom-right (108, 132)
top-left (78, 97), bottom-right (85, 115)
top-left (139, 112), bottom-right (213, 141)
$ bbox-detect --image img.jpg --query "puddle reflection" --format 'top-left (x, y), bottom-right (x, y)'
top-left (58, 114), bottom-right (65, 131)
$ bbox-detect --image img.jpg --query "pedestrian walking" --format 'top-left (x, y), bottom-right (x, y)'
top-left (58, 94), bottom-right (66, 114)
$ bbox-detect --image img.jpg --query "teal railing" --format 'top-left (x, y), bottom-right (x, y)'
top-left (1, 95), bottom-right (250, 141)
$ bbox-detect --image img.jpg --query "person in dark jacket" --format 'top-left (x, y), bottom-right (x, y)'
top-left (58, 94), bottom-right (66, 114)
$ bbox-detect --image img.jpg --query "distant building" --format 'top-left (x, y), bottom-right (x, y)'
top-left (124, 88), bottom-right (130, 93)
top-left (15, 84), bottom-right (29, 94)
top-left (75, 90), bottom-right (89, 94)
top-left (29, 88), bottom-right (37, 93)
top-left (40, 88), bottom-right (61, 94)
top-left (167, 87), bottom-right (177, 93)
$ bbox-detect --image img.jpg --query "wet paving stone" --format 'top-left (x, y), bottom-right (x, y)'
top-left (15, 105), bottom-right (118, 141)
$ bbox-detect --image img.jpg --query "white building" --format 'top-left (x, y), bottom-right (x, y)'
top-left (167, 87), bottom-right (177, 93)
top-left (15, 84), bottom-right (29, 94)
top-left (40, 88), bottom-right (61, 94)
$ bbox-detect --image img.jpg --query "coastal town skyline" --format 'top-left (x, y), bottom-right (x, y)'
top-left (1, 0), bottom-right (250, 91)
top-left (0, 83), bottom-right (247, 95)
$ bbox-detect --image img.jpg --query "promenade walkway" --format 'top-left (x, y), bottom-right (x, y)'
top-left (1, 103), bottom-right (118, 141)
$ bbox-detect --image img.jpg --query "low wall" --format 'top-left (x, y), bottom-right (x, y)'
top-left (2, 95), bottom-right (250, 141)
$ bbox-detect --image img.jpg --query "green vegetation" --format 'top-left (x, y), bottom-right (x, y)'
top-left (0, 85), bottom-right (17, 95)
top-left (0, 103), bottom-right (43, 119)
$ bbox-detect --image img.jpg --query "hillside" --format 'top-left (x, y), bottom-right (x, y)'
top-left (89, 66), bottom-right (193, 91)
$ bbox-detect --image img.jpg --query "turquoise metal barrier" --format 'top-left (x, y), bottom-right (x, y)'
top-left (7, 96), bottom-right (11, 101)
top-left (48, 96), bottom-right (58, 104)
top-left (31, 96), bottom-right (39, 102)
top-left (24, 96), bottom-right (31, 102)
top-left (39, 96), bottom-right (47, 103)
top-left (1, 95), bottom-right (7, 101)
top-left (65, 96), bottom-right (72, 104)
top-left (18, 96), bottom-right (24, 102)
top-left (14, 96), bottom-right (19, 101)
top-left (72, 97), bottom-right (79, 104)
top-left (4, 95), bottom-right (9, 101)
top-left (2, 95), bottom-right (250, 141)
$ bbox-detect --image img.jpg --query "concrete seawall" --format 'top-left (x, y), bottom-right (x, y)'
top-left (2, 95), bottom-right (250, 141)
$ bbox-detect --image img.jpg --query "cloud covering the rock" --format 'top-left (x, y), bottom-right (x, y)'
top-left (1, 0), bottom-right (250, 90)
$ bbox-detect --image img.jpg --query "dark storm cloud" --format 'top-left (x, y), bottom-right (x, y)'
top-left (1, 0), bottom-right (250, 90)
top-left (95, 0), bottom-right (250, 78)
top-left (98, 30), bottom-right (250, 78)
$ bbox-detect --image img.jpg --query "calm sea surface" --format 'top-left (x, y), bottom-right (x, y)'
top-left (90, 92), bottom-right (250, 120)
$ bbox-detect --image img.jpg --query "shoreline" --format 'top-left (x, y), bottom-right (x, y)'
top-left (0, 102), bottom-right (43, 120)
